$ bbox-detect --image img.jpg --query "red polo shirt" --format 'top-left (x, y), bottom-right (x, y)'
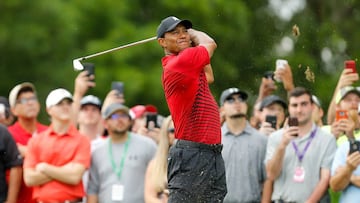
top-left (161, 46), bottom-right (221, 144)
top-left (24, 124), bottom-right (91, 202)
top-left (8, 121), bottom-right (48, 203)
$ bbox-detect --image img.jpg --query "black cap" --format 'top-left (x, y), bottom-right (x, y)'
top-left (157, 16), bottom-right (192, 39)
top-left (220, 88), bottom-right (248, 106)
top-left (260, 95), bottom-right (287, 111)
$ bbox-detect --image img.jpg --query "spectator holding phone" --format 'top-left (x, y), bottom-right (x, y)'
top-left (156, 16), bottom-right (227, 202)
top-left (265, 87), bottom-right (336, 203)
top-left (258, 95), bottom-right (287, 136)
top-left (330, 114), bottom-right (360, 203)
top-left (219, 87), bottom-right (267, 203)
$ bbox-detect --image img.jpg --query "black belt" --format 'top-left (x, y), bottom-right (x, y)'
top-left (37, 198), bottom-right (83, 203)
top-left (176, 139), bottom-right (223, 153)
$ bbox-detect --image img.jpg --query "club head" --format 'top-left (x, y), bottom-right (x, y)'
top-left (73, 59), bottom-right (84, 71)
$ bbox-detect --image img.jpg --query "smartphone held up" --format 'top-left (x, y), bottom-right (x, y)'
top-left (274, 59), bottom-right (288, 82)
top-left (288, 117), bottom-right (298, 137)
top-left (345, 60), bottom-right (356, 74)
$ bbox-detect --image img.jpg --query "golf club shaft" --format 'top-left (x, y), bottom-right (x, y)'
top-left (79, 36), bottom-right (157, 61)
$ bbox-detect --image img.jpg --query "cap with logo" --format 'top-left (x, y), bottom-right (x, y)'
top-left (220, 88), bottom-right (248, 106)
top-left (157, 16), bottom-right (192, 39)
top-left (46, 88), bottom-right (73, 108)
top-left (102, 103), bottom-right (130, 119)
top-left (80, 95), bottom-right (102, 110)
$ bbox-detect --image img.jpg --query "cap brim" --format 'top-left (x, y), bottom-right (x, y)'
top-left (165, 20), bottom-right (192, 33)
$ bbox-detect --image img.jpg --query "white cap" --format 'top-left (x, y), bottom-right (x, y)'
top-left (46, 88), bottom-right (73, 108)
top-left (9, 82), bottom-right (36, 107)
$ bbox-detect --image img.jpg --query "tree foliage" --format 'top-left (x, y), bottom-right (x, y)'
top-left (1, 0), bottom-right (359, 123)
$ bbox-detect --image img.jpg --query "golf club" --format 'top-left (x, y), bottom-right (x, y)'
top-left (73, 36), bottom-right (157, 70)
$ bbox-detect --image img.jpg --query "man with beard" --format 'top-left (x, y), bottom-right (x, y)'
top-left (87, 103), bottom-right (156, 203)
top-left (219, 87), bottom-right (267, 203)
top-left (265, 87), bottom-right (337, 203)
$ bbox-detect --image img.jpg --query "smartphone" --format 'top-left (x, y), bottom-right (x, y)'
top-left (335, 110), bottom-right (348, 121)
top-left (111, 81), bottom-right (124, 94)
top-left (349, 140), bottom-right (360, 154)
top-left (146, 113), bottom-right (159, 128)
top-left (274, 59), bottom-right (288, 82)
top-left (83, 62), bottom-right (95, 81)
top-left (263, 71), bottom-right (275, 80)
top-left (288, 117), bottom-right (298, 137)
top-left (265, 115), bottom-right (277, 129)
top-left (345, 60), bottom-right (356, 73)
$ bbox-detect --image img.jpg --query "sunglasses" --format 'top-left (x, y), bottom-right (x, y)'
top-left (225, 95), bottom-right (244, 104)
top-left (109, 113), bottom-right (129, 120)
top-left (16, 96), bottom-right (38, 104)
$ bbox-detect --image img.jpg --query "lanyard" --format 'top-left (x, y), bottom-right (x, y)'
top-left (108, 134), bottom-right (131, 180)
top-left (291, 127), bottom-right (317, 163)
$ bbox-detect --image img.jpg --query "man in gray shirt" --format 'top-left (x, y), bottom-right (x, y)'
top-left (220, 87), bottom-right (267, 202)
top-left (87, 103), bottom-right (156, 203)
top-left (265, 87), bottom-right (336, 203)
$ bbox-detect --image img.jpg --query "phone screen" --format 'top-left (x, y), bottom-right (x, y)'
top-left (335, 110), bottom-right (348, 121)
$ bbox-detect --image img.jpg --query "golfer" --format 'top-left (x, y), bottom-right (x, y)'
top-left (157, 16), bottom-right (227, 202)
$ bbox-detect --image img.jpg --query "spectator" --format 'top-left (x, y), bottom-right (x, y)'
top-left (23, 88), bottom-right (91, 202)
top-left (219, 87), bottom-right (267, 203)
top-left (78, 95), bottom-right (104, 150)
top-left (87, 103), bottom-right (156, 203)
top-left (130, 104), bottom-right (161, 143)
top-left (0, 125), bottom-right (22, 203)
top-left (144, 115), bottom-right (174, 203)
top-left (312, 95), bottom-right (324, 127)
top-left (330, 113), bottom-right (360, 203)
top-left (327, 68), bottom-right (359, 125)
top-left (330, 86), bottom-right (360, 144)
top-left (258, 95), bottom-right (287, 136)
top-left (8, 82), bottom-right (48, 203)
top-left (0, 96), bottom-right (15, 126)
top-left (265, 87), bottom-right (337, 202)
top-left (156, 16), bottom-right (227, 202)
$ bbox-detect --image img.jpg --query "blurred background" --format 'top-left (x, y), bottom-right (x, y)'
top-left (0, 0), bottom-right (359, 124)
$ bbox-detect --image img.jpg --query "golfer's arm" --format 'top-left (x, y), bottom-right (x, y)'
top-left (307, 168), bottom-right (331, 202)
top-left (188, 29), bottom-right (217, 57)
top-left (24, 168), bottom-right (52, 186)
top-left (204, 64), bottom-right (214, 84)
top-left (266, 144), bottom-right (287, 180)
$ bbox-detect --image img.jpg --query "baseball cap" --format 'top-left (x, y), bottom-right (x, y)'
top-left (102, 103), bottom-right (130, 119)
top-left (220, 88), bottom-right (248, 106)
top-left (9, 82), bottom-right (36, 107)
top-left (335, 86), bottom-right (360, 104)
top-left (312, 95), bottom-right (322, 108)
top-left (46, 88), bottom-right (73, 108)
top-left (260, 95), bottom-right (287, 111)
top-left (129, 104), bottom-right (158, 119)
top-left (80, 95), bottom-right (102, 110)
top-left (157, 16), bottom-right (192, 39)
